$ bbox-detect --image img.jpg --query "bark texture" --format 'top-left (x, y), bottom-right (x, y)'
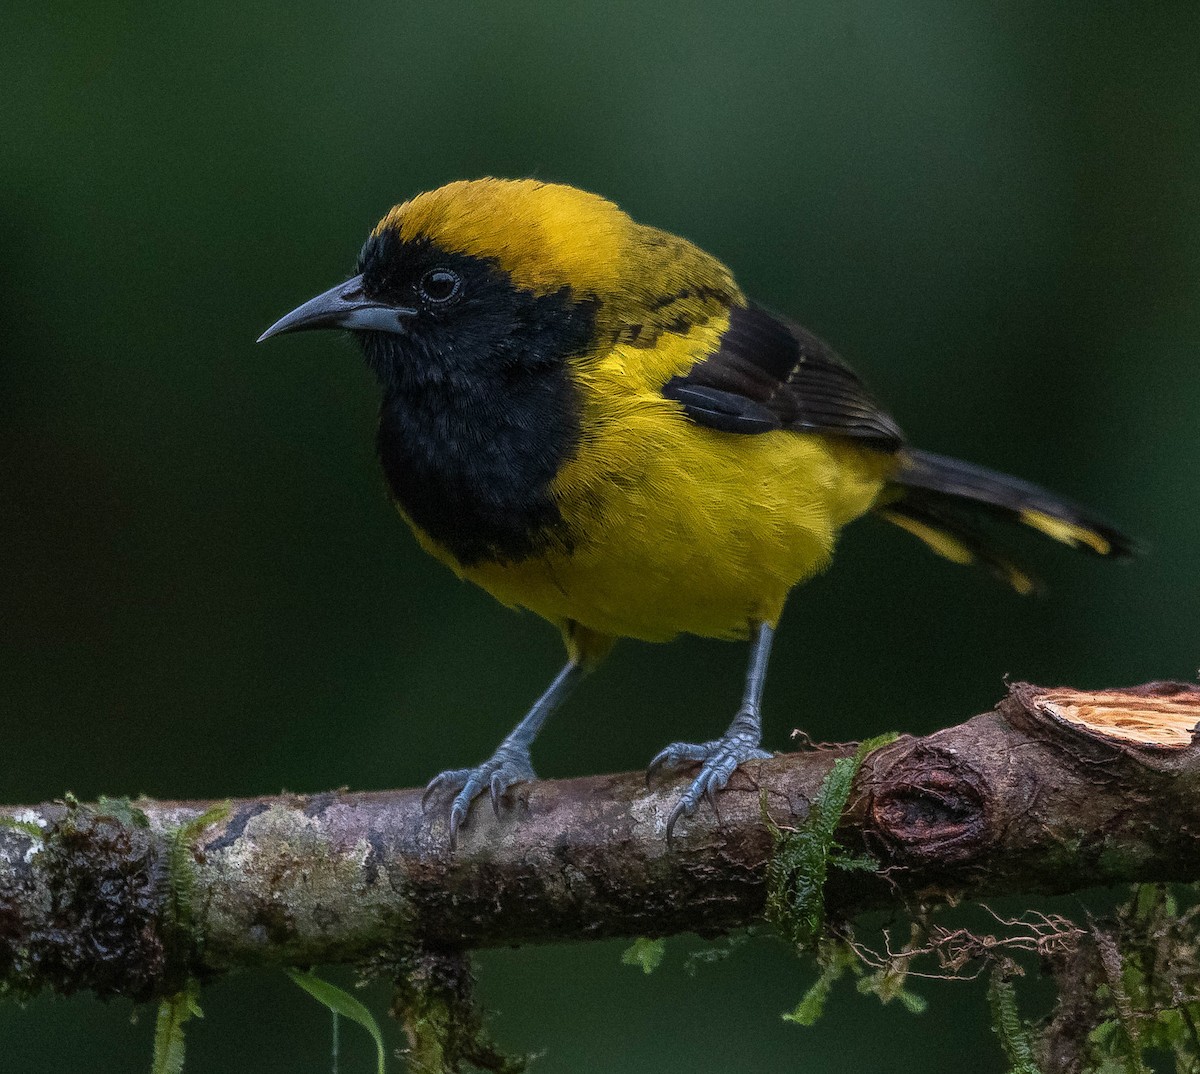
top-left (2, 681), bottom-right (1198, 1002)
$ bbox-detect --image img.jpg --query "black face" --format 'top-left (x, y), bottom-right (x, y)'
top-left (353, 231), bottom-right (506, 384)
top-left (351, 227), bottom-right (600, 566)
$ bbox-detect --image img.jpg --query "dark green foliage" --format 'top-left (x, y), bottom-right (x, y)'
top-left (1044, 885), bottom-right (1200, 1074)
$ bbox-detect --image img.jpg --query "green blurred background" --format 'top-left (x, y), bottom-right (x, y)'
top-left (3, 2), bottom-right (1198, 1070)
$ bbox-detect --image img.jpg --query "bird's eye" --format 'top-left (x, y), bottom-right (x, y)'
top-left (419, 268), bottom-right (462, 305)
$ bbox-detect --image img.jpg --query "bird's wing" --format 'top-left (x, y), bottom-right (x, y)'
top-left (661, 303), bottom-right (905, 450)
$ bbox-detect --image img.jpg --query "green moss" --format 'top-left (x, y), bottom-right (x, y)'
top-left (763, 734), bottom-right (932, 1029)
top-left (988, 970), bottom-right (1043, 1074)
top-left (151, 980), bottom-right (203, 1074)
top-left (96, 797), bottom-right (151, 830)
top-left (162, 802), bottom-right (232, 949)
top-left (0, 816), bottom-right (46, 840)
top-left (782, 940), bottom-right (860, 1025)
top-left (391, 950), bottom-right (527, 1074)
top-left (1082, 885), bottom-right (1200, 1073)
top-left (621, 937), bottom-right (666, 975)
top-left (0, 798), bottom-right (232, 1011)
top-left (764, 733), bottom-right (897, 949)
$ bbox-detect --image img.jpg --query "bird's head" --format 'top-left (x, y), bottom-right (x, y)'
top-left (258, 178), bottom-right (739, 387)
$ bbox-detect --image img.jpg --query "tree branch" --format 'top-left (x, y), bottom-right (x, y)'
top-left (2, 681), bottom-right (1198, 1002)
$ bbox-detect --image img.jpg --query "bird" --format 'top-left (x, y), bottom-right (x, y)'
top-left (258, 178), bottom-right (1133, 846)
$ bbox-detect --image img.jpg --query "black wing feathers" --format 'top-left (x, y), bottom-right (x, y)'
top-left (660, 384), bottom-right (782, 433)
top-left (663, 303), bottom-right (905, 450)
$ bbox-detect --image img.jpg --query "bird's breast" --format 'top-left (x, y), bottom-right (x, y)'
top-left (376, 365), bottom-right (581, 566)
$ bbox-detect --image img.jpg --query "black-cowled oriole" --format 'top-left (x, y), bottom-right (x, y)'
top-left (259, 178), bottom-right (1133, 844)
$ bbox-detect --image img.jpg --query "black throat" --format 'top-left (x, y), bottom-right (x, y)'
top-left (376, 359), bottom-right (579, 567)
top-left (357, 242), bottom-right (597, 567)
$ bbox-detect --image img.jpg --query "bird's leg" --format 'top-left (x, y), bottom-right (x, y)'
top-left (648, 621), bottom-right (775, 839)
top-left (422, 659), bottom-right (583, 846)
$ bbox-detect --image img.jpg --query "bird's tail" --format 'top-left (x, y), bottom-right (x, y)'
top-left (875, 449), bottom-right (1135, 594)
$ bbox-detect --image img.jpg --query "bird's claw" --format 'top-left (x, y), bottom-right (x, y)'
top-left (421, 747), bottom-right (537, 847)
top-left (646, 740), bottom-right (714, 782)
top-left (648, 725), bottom-right (772, 841)
top-left (421, 768), bottom-right (471, 812)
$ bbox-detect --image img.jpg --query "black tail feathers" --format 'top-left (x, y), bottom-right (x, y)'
top-left (878, 449), bottom-right (1135, 591)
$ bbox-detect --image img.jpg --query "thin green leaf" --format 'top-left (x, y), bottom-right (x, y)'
top-left (288, 970), bottom-right (386, 1074)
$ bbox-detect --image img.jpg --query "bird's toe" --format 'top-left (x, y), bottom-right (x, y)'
top-left (646, 740), bottom-right (719, 780)
top-left (426, 748), bottom-right (538, 845)
top-left (652, 727), bottom-right (773, 840)
top-left (421, 767), bottom-right (473, 811)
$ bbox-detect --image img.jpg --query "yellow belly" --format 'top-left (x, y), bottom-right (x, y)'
top-left (414, 405), bottom-right (893, 643)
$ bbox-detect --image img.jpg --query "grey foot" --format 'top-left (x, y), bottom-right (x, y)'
top-left (421, 746), bottom-right (537, 847)
top-left (647, 718), bottom-right (772, 840)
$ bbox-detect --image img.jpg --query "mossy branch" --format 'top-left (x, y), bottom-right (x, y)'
top-left (1, 681), bottom-right (1198, 1006)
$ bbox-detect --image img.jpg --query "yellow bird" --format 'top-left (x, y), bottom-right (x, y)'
top-left (259, 178), bottom-right (1132, 844)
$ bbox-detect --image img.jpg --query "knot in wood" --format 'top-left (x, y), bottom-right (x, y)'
top-left (869, 748), bottom-right (989, 861)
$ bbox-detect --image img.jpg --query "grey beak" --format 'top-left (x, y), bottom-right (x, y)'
top-left (256, 274), bottom-right (417, 343)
